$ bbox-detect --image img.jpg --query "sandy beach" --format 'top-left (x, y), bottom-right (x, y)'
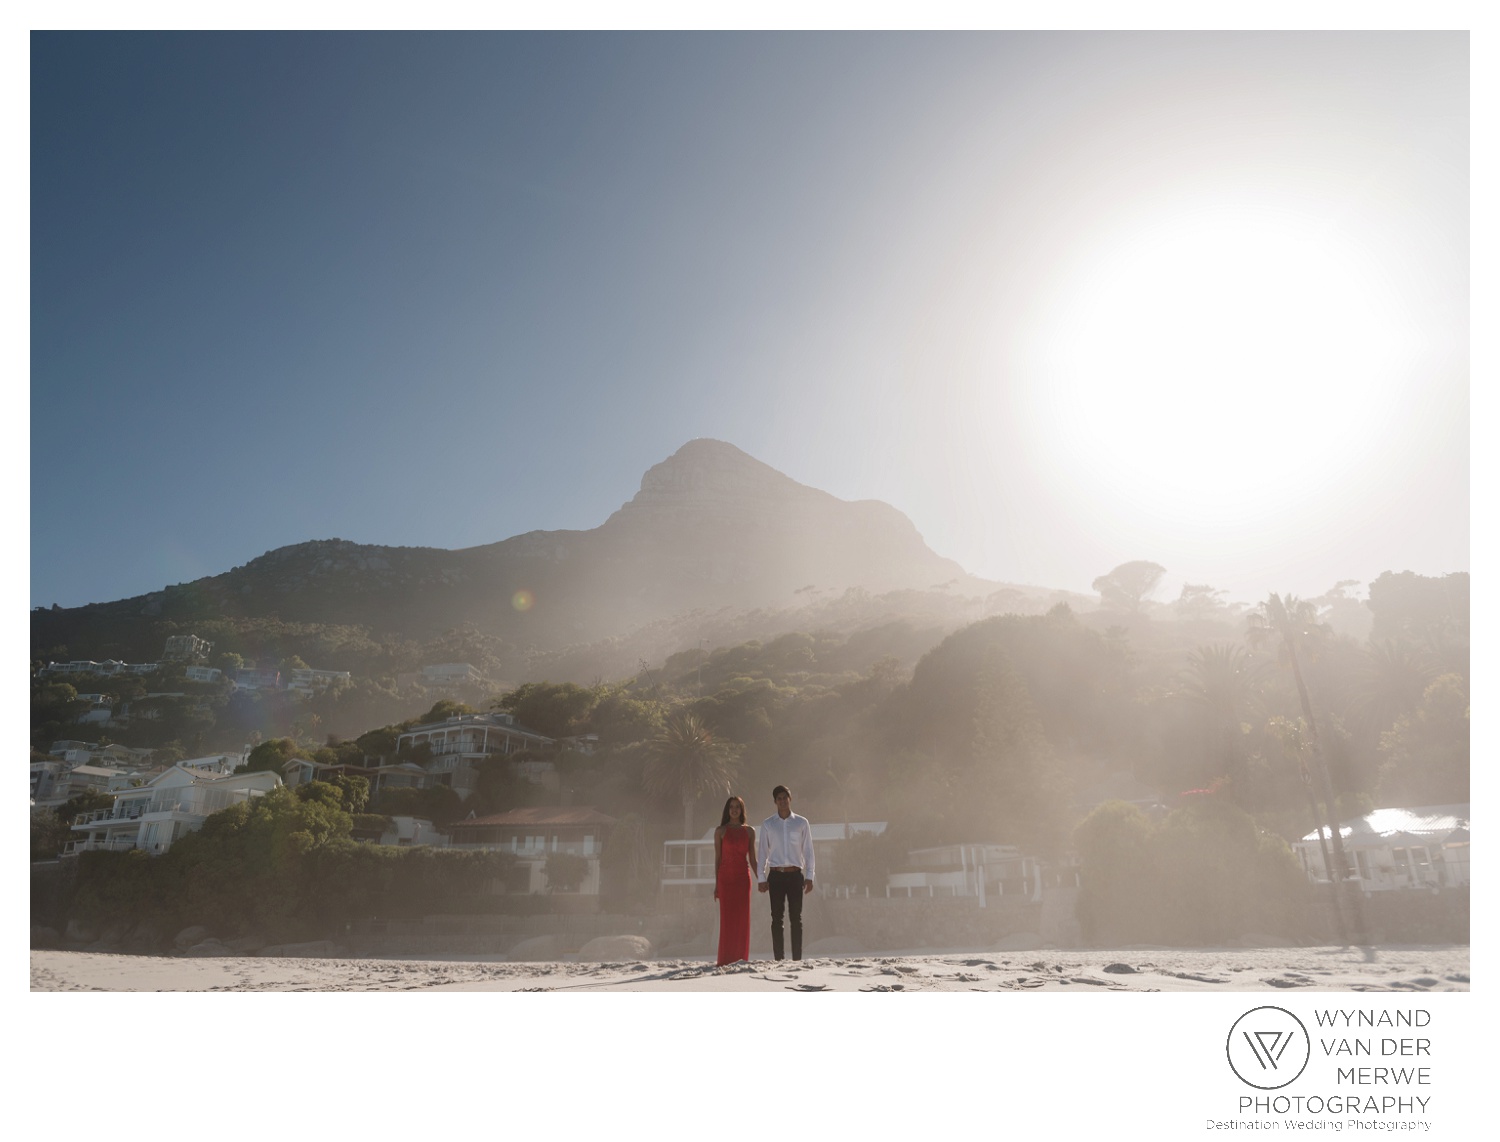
top-left (31, 944), bottom-right (1470, 993)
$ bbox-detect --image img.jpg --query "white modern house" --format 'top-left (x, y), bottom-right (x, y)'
top-left (887, 843), bottom-right (1043, 902)
top-left (286, 667), bottom-right (351, 699)
top-left (41, 659), bottom-right (159, 678)
top-left (66, 763), bottom-right (282, 856)
top-left (1293, 804), bottom-right (1470, 892)
top-left (395, 711), bottom-right (556, 797)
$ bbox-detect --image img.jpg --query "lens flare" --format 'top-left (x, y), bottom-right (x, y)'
top-left (511, 589), bottom-right (535, 612)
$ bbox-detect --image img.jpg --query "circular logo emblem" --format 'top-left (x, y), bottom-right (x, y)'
top-left (1226, 1006), bottom-right (1311, 1089)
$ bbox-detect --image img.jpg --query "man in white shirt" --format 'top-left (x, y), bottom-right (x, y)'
top-left (757, 784), bottom-right (815, 960)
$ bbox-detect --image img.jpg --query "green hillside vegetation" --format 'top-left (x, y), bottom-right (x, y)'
top-left (38, 570), bottom-right (1467, 946)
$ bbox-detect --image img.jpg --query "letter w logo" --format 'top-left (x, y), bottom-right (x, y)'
top-left (1242, 1030), bottom-right (1294, 1070)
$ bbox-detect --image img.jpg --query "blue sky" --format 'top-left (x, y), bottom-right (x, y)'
top-left (30, 32), bottom-right (1468, 609)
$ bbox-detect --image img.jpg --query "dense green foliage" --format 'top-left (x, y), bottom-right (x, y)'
top-left (61, 786), bottom-right (515, 940)
top-left (1075, 799), bottom-right (1310, 944)
top-left (40, 567), bottom-right (1468, 946)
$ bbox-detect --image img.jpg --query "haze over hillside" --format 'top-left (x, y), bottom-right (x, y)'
top-left (32, 440), bottom-right (1057, 665)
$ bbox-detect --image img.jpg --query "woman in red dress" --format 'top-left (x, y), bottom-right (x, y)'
top-left (713, 795), bottom-right (758, 966)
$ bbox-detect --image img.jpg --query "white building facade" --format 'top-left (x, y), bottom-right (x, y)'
top-left (66, 764), bottom-right (282, 856)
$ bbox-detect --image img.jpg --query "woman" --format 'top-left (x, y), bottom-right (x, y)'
top-left (713, 794), bottom-right (758, 966)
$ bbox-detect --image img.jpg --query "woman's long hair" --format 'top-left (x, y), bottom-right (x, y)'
top-left (720, 795), bottom-right (747, 827)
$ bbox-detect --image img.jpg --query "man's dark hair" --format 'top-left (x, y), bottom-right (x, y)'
top-left (772, 785), bottom-right (791, 800)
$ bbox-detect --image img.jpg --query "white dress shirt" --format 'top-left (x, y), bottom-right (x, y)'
top-left (758, 811), bottom-right (815, 884)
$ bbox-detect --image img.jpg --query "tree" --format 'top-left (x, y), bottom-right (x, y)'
top-left (1345, 639), bottom-right (1435, 741)
top-left (969, 648), bottom-right (1063, 855)
top-left (1177, 644), bottom-right (1259, 803)
top-left (1092, 561), bottom-right (1166, 613)
top-left (542, 851), bottom-right (590, 893)
top-left (241, 737), bottom-right (300, 774)
top-left (643, 712), bottom-right (738, 840)
top-left (295, 775), bottom-right (369, 815)
top-left (31, 806), bottom-right (71, 861)
top-left (1175, 583), bottom-right (1229, 623)
top-left (1377, 673), bottom-right (1469, 805)
top-left (1367, 571), bottom-right (1469, 650)
top-left (599, 813), bottom-right (655, 903)
top-left (495, 682), bottom-right (597, 738)
top-left (56, 788), bottom-right (114, 825)
top-left (1246, 592), bottom-right (1358, 941)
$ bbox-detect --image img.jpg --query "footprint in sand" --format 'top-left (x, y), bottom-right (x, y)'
top-left (787, 984), bottom-right (829, 992)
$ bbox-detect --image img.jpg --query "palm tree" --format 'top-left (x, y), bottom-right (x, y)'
top-left (643, 712), bottom-right (738, 840)
top-left (1345, 639), bottom-right (1435, 740)
top-left (1178, 643), bottom-right (1260, 802)
top-left (1246, 593), bottom-right (1359, 941)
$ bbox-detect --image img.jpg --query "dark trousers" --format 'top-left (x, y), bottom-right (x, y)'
top-left (767, 869), bottom-right (804, 960)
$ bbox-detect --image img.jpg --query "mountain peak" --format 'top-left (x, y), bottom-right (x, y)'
top-left (607, 439), bottom-right (830, 530)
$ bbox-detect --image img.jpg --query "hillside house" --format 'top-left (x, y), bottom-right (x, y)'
top-left (286, 667), bottom-right (352, 699)
top-left (233, 667), bottom-right (281, 690)
top-left (66, 763), bottom-right (282, 855)
top-left (887, 843), bottom-right (1042, 902)
top-left (448, 807), bottom-right (615, 894)
top-left (41, 659), bottom-right (159, 678)
top-left (1293, 805), bottom-right (1470, 892)
top-left (395, 711), bottom-right (556, 797)
top-left (162, 635), bottom-right (213, 662)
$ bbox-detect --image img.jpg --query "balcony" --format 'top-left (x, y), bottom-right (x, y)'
top-left (63, 837), bottom-right (139, 855)
top-left (74, 799), bottom-right (185, 826)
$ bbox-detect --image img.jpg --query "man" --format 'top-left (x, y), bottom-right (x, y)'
top-left (757, 784), bottom-right (815, 960)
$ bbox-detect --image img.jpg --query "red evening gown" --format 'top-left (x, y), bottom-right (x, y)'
top-left (716, 827), bottom-right (753, 965)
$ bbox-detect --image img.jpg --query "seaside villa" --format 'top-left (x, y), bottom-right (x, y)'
top-left (66, 762), bottom-right (282, 856)
top-left (1292, 804), bottom-right (1470, 892)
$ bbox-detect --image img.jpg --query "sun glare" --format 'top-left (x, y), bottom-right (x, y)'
top-left (1014, 200), bottom-right (1423, 526)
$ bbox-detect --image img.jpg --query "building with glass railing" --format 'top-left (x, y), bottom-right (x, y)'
top-left (65, 762), bottom-right (282, 857)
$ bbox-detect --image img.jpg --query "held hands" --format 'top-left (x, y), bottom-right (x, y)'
top-left (758, 882), bottom-right (769, 893)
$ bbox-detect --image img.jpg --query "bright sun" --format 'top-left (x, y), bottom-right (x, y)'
top-left (1014, 199), bottom-right (1422, 526)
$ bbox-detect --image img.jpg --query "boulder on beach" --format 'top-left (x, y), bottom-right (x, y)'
top-left (123, 922), bottom-right (169, 954)
top-left (66, 918), bottom-right (100, 946)
top-left (186, 938), bottom-right (231, 957)
top-left (578, 935), bottom-right (653, 962)
top-left (174, 925), bottom-right (210, 951)
top-left (224, 934), bottom-right (267, 954)
top-left (507, 935), bottom-right (565, 961)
